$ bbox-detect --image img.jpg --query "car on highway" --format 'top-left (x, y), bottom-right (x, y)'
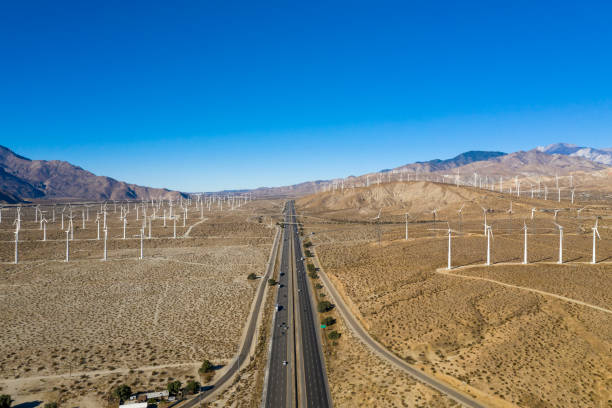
top-left (282, 360), bottom-right (288, 366)
top-left (275, 304), bottom-right (283, 311)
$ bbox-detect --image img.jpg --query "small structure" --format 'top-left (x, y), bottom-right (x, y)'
top-left (119, 403), bottom-right (147, 408)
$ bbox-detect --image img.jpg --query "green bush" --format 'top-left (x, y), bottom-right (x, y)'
top-left (317, 300), bottom-right (334, 313)
top-left (308, 272), bottom-right (319, 279)
top-left (167, 380), bottom-right (182, 396)
top-left (321, 316), bottom-right (336, 326)
top-left (184, 380), bottom-right (201, 394)
top-left (43, 403), bottom-right (58, 408)
top-left (328, 331), bottom-right (341, 340)
top-left (304, 241), bottom-right (312, 248)
top-left (307, 263), bottom-right (316, 273)
top-left (315, 283), bottom-right (323, 289)
top-left (268, 278), bottom-right (277, 286)
top-left (304, 249), bottom-right (313, 257)
top-left (0, 395), bottom-right (12, 408)
top-left (113, 384), bottom-right (132, 402)
top-left (199, 360), bottom-right (214, 374)
top-left (247, 273), bottom-right (257, 280)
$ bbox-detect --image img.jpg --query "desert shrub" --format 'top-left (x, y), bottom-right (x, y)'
top-left (184, 380), bottom-right (201, 394)
top-left (113, 384), bottom-right (132, 402)
top-left (308, 272), bottom-right (319, 279)
top-left (304, 241), bottom-right (312, 248)
top-left (317, 300), bottom-right (334, 313)
top-left (44, 403), bottom-right (58, 408)
top-left (0, 395), bottom-right (12, 408)
top-left (328, 331), bottom-right (341, 340)
top-left (268, 278), bottom-right (277, 286)
top-left (315, 283), bottom-right (323, 289)
top-left (321, 316), bottom-right (336, 326)
top-left (199, 360), bottom-right (214, 374)
top-left (167, 380), bottom-right (182, 396)
top-left (247, 273), bottom-right (257, 280)
top-left (307, 263), bottom-right (316, 273)
top-left (304, 249), bottom-right (313, 257)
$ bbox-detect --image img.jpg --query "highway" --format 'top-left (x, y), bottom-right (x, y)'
top-left (263, 201), bottom-right (332, 407)
top-left (288, 202), bottom-right (332, 408)
top-left (263, 203), bottom-right (296, 407)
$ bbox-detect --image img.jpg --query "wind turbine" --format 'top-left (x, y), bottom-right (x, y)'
top-left (485, 223), bottom-right (493, 265)
top-left (457, 204), bottom-right (465, 232)
top-left (481, 206), bottom-right (488, 235)
top-left (404, 212), bottom-right (410, 240)
top-left (554, 223), bottom-right (564, 264)
top-left (446, 223), bottom-right (460, 270)
top-left (372, 209), bottom-right (382, 247)
top-left (591, 218), bottom-right (601, 264)
top-left (554, 209), bottom-right (560, 221)
top-left (522, 221), bottom-right (528, 264)
top-left (41, 217), bottom-right (48, 241)
top-left (96, 213), bottom-right (101, 240)
top-left (14, 223), bottom-right (19, 264)
top-left (577, 207), bottom-right (586, 219)
top-left (103, 228), bottom-right (108, 261)
top-left (531, 207), bottom-right (537, 220)
top-left (65, 229), bottom-right (70, 262)
top-left (507, 201), bottom-right (513, 215)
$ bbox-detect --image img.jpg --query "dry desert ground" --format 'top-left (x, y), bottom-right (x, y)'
top-left (297, 181), bottom-right (612, 408)
top-left (0, 199), bottom-right (281, 407)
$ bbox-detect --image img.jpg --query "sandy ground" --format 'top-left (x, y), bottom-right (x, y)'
top-left (297, 183), bottom-right (612, 408)
top-left (0, 199), bottom-right (280, 407)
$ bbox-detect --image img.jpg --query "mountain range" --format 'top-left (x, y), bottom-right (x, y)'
top-left (1, 143), bottom-right (610, 203)
top-left (0, 146), bottom-right (186, 203)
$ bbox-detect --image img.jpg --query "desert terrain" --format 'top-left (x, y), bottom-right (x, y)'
top-left (0, 198), bottom-right (280, 407)
top-left (297, 180), bottom-right (612, 407)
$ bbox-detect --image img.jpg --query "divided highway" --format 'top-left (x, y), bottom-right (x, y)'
top-left (263, 201), bottom-right (331, 408)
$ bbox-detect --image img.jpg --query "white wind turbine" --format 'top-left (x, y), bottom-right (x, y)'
top-left (14, 221), bottom-right (19, 264)
top-left (41, 217), bottom-right (48, 241)
top-left (522, 221), bottom-right (528, 264)
top-left (446, 223), bottom-right (460, 270)
top-left (123, 216), bottom-right (127, 239)
top-left (507, 201), bottom-right (513, 215)
top-left (457, 204), bottom-right (465, 231)
top-left (554, 209), bottom-right (560, 221)
top-left (481, 206), bottom-right (488, 235)
top-left (591, 218), bottom-right (601, 264)
top-left (531, 207), bottom-right (537, 220)
top-left (577, 207), bottom-right (586, 219)
top-left (65, 228), bottom-right (70, 262)
top-left (554, 223), bottom-right (564, 264)
top-left (485, 223), bottom-right (493, 265)
top-left (103, 228), bottom-right (108, 261)
top-left (404, 212), bottom-right (410, 240)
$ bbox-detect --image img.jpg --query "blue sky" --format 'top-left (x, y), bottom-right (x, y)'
top-left (1, 1), bottom-right (611, 191)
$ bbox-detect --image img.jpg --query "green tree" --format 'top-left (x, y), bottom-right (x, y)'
top-left (328, 331), bottom-right (341, 340)
top-left (321, 316), bottom-right (336, 326)
top-left (247, 273), bottom-right (257, 280)
top-left (184, 380), bottom-right (201, 395)
top-left (307, 263), bottom-right (316, 273)
top-left (113, 384), bottom-right (132, 402)
top-left (43, 403), bottom-right (58, 408)
top-left (167, 380), bottom-right (182, 396)
top-left (199, 359), bottom-right (214, 374)
top-left (317, 300), bottom-right (334, 313)
top-left (0, 395), bottom-right (12, 408)
top-left (268, 278), bottom-right (277, 286)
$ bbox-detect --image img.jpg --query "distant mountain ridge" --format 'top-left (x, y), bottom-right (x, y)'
top-left (536, 143), bottom-right (612, 165)
top-left (394, 150), bottom-right (507, 173)
top-left (0, 145), bottom-right (186, 203)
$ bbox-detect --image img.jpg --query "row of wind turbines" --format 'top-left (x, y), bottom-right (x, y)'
top-left (373, 202), bottom-right (608, 270)
top-left (4, 193), bottom-right (253, 264)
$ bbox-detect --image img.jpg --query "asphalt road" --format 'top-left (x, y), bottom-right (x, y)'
top-left (181, 223), bottom-right (281, 407)
top-left (288, 201), bottom-right (332, 408)
top-left (264, 204), bottom-right (295, 408)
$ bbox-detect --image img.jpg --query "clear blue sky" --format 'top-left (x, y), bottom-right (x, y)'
top-left (1, 1), bottom-right (611, 191)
